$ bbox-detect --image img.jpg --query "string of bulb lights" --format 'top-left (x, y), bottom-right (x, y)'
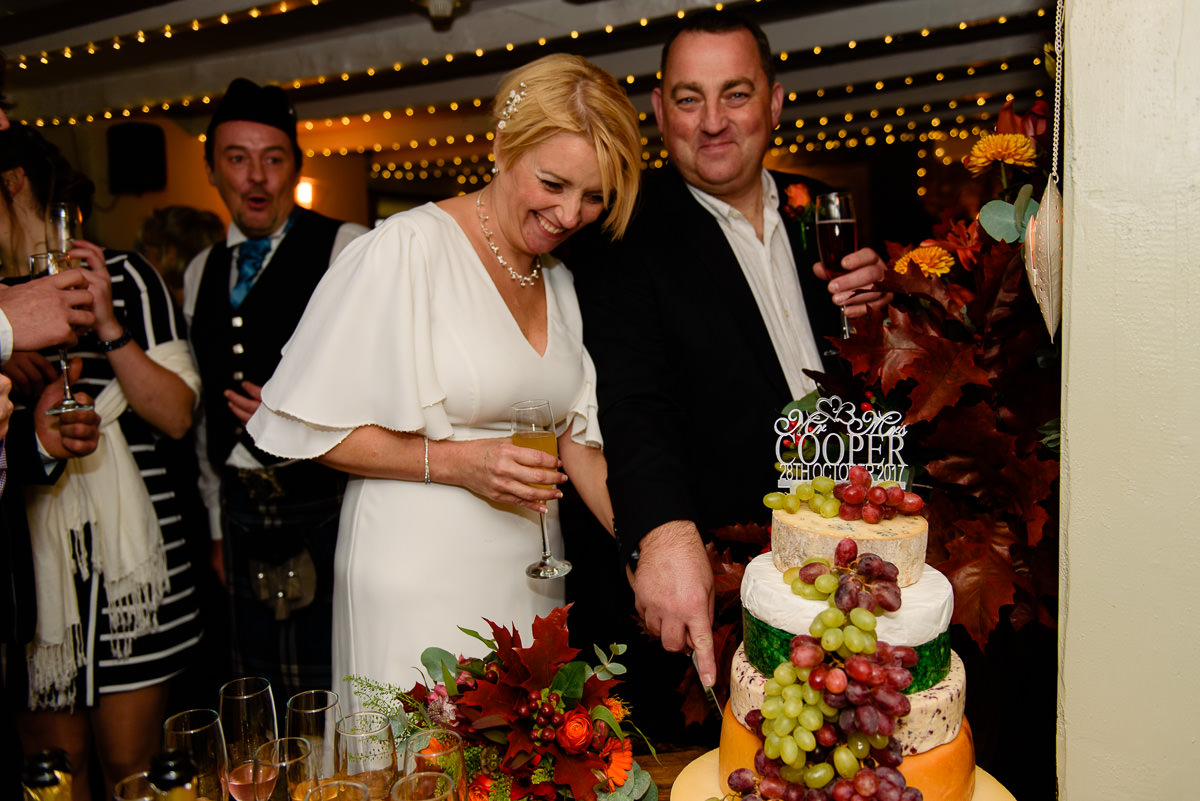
top-left (6, 0), bottom-right (1050, 194)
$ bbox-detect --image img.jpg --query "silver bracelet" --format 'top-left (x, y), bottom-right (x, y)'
top-left (424, 437), bottom-right (431, 484)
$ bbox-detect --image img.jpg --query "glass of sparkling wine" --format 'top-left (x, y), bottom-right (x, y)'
top-left (28, 252), bottom-right (94, 416)
top-left (286, 690), bottom-right (342, 781)
top-left (814, 192), bottom-right (859, 338)
top-left (390, 773), bottom-right (454, 801)
top-left (335, 712), bottom-right (397, 800)
top-left (164, 708), bottom-right (230, 800)
top-left (220, 677), bottom-right (278, 801)
top-left (46, 202), bottom-right (82, 267)
top-left (252, 737), bottom-right (317, 801)
top-left (510, 399), bottom-right (571, 579)
top-left (400, 729), bottom-right (465, 801)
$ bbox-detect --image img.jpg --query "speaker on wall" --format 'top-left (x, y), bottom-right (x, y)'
top-left (107, 122), bottom-right (167, 195)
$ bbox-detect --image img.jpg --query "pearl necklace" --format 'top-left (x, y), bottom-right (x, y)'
top-left (475, 188), bottom-right (540, 287)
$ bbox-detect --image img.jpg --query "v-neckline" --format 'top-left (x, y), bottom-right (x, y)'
top-left (431, 202), bottom-right (551, 359)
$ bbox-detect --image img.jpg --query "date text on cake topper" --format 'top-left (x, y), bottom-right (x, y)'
top-left (775, 395), bottom-right (908, 487)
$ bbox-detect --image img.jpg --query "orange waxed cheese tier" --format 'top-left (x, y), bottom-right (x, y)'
top-left (717, 705), bottom-right (977, 801)
top-left (718, 704), bottom-right (761, 795)
top-left (898, 719), bottom-right (976, 801)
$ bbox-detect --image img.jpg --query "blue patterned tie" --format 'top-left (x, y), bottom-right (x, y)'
top-left (231, 237), bottom-right (272, 308)
top-left (0, 439), bottom-right (7, 498)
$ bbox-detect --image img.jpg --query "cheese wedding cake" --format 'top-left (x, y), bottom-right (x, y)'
top-left (717, 398), bottom-right (975, 801)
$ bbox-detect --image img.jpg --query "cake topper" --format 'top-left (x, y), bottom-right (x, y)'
top-left (775, 395), bottom-right (909, 487)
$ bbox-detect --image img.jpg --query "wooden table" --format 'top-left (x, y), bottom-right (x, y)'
top-left (642, 745), bottom-right (711, 801)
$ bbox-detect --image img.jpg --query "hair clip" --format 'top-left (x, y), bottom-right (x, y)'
top-left (497, 82), bottom-right (528, 130)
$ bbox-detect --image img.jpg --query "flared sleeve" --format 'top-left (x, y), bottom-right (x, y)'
top-left (249, 208), bottom-right (454, 458)
top-left (551, 260), bottom-right (603, 450)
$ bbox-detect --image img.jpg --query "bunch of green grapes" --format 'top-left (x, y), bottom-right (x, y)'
top-left (763, 475), bottom-right (841, 519)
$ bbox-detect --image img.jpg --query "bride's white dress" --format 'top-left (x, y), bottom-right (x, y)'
top-left (248, 203), bottom-right (601, 702)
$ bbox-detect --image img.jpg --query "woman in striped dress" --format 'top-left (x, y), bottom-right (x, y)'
top-left (0, 126), bottom-right (204, 800)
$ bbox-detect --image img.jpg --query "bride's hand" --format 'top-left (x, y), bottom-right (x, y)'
top-left (460, 438), bottom-right (565, 513)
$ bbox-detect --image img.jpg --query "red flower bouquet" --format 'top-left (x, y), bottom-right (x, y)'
top-left (353, 607), bottom-right (656, 801)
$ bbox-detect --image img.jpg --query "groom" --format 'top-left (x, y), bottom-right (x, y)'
top-left (566, 9), bottom-right (890, 711)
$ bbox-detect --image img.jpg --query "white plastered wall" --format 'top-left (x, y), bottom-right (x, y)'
top-left (1060, 0), bottom-right (1200, 797)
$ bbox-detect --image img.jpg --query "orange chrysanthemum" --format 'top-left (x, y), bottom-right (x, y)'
top-left (602, 696), bottom-right (628, 723)
top-left (600, 738), bottom-right (633, 791)
top-left (893, 245), bottom-right (955, 278)
top-left (962, 133), bottom-right (1037, 177)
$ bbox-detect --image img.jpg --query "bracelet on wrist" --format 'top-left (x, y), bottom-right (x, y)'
top-left (98, 327), bottom-right (133, 352)
top-left (423, 436), bottom-right (431, 484)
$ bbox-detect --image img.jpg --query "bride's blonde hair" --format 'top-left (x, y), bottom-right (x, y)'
top-left (492, 53), bottom-right (641, 239)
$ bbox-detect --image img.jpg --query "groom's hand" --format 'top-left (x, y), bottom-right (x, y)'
top-left (631, 520), bottom-right (716, 687)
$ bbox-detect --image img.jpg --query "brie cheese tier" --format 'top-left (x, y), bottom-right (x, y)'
top-left (772, 506), bottom-right (929, 587)
top-left (730, 643), bottom-right (966, 756)
top-left (742, 554), bottom-right (953, 648)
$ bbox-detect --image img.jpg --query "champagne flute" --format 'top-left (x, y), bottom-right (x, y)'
top-left (253, 737), bottom-right (317, 801)
top-left (510, 399), bottom-right (571, 579)
top-left (305, 780), bottom-right (370, 801)
top-left (221, 677), bottom-right (279, 801)
top-left (814, 192), bottom-right (859, 338)
top-left (287, 690), bottom-right (342, 781)
top-left (27, 252), bottom-right (94, 416)
top-left (164, 708), bottom-right (230, 801)
top-left (390, 773), bottom-right (454, 801)
top-left (46, 202), bottom-right (83, 268)
top-left (113, 771), bottom-right (155, 801)
top-left (335, 712), bottom-right (397, 801)
top-left (400, 730), bottom-right (464, 801)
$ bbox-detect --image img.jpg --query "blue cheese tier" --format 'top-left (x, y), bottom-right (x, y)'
top-left (730, 643), bottom-right (966, 757)
top-left (772, 507), bottom-right (929, 587)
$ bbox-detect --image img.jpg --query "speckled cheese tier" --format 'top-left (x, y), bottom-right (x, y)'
top-left (729, 643), bottom-right (966, 757)
top-left (772, 506), bottom-right (929, 587)
top-left (718, 703), bottom-right (977, 801)
top-left (741, 553), bottom-right (954, 690)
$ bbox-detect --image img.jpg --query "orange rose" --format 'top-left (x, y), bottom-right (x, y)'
top-left (554, 708), bottom-right (593, 754)
top-left (786, 183), bottom-right (811, 210)
top-left (467, 775), bottom-right (492, 801)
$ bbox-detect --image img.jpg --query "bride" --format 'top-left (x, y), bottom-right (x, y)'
top-left (248, 53), bottom-right (641, 698)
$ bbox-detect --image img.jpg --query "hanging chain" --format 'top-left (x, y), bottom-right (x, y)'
top-left (1050, 0), bottom-right (1064, 185)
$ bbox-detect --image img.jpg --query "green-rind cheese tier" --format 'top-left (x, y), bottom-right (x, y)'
top-left (772, 507), bottom-right (929, 587)
top-left (744, 611), bottom-right (951, 694)
top-left (741, 553), bottom-right (953, 688)
top-left (730, 643), bottom-right (966, 757)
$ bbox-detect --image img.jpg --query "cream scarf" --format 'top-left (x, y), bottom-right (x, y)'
top-left (24, 340), bottom-right (200, 709)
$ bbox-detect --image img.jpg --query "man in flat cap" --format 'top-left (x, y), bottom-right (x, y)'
top-left (183, 77), bottom-right (366, 697)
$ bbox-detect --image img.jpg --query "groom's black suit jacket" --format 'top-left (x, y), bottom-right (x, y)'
top-left (570, 167), bottom-right (840, 562)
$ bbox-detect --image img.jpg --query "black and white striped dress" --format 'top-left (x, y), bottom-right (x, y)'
top-left (63, 250), bottom-right (205, 704)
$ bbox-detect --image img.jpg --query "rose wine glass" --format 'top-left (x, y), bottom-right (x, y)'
top-left (510, 399), bottom-right (571, 579)
top-left (220, 677), bottom-right (278, 801)
top-left (27, 252), bottom-right (94, 416)
top-left (814, 192), bottom-right (859, 338)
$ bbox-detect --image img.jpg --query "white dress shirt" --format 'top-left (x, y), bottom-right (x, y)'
top-left (687, 170), bottom-right (826, 398)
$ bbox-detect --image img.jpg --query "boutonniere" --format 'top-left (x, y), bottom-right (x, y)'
top-left (782, 182), bottom-right (816, 251)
